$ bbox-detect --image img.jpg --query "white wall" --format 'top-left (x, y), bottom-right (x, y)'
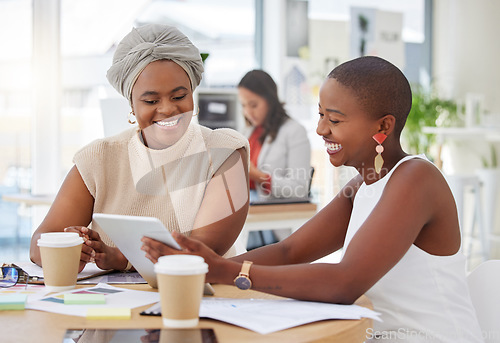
top-left (262, 0), bottom-right (286, 92)
top-left (433, 0), bottom-right (500, 259)
top-left (309, 20), bottom-right (349, 81)
top-left (32, 0), bottom-right (61, 195)
top-left (433, 0), bottom-right (500, 115)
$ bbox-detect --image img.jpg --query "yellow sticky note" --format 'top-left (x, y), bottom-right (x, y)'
top-left (86, 307), bottom-right (131, 320)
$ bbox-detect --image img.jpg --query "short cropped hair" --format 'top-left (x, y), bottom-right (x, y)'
top-left (328, 56), bottom-right (412, 136)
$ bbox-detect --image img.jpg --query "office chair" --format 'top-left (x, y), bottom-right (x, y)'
top-left (467, 259), bottom-right (500, 342)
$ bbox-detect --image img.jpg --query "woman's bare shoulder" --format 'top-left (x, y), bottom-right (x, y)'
top-left (391, 157), bottom-right (445, 185)
top-left (387, 157), bottom-right (453, 206)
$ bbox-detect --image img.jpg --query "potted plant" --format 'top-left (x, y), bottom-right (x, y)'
top-left (402, 84), bottom-right (461, 161)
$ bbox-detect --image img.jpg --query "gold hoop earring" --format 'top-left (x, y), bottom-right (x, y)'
top-left (128, 111), bottom-right (137, 124)
top-left (192, 107), bottom-right (200, 117)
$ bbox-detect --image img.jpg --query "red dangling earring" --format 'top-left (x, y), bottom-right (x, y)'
top-left (372, 132), bottom-right (387, 174)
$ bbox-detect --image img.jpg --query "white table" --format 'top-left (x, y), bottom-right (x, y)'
top-left (2, 193), bottom-right (55, 206)
top-left (235, 202), bottom-right (318, 249)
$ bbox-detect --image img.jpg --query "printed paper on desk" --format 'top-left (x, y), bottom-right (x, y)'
top-left (0, 283), bottom-right (49, 303)
top-left (200, 298), bottom-right (381, 335)
top-left (26, 283), bottom-right (159, 317)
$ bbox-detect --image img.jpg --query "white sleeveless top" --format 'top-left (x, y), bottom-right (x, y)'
top-left (342, 155), bottom-right (483, 342)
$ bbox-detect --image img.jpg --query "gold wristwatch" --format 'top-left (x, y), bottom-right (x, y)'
top-left (233, 260), bottom-right (253, 290)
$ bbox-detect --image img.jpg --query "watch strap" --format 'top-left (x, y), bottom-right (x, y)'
top-left (239, 260), bottom-right (253, 277)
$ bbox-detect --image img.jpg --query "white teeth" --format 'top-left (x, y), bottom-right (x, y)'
top-left (325, 141), bottom-right (342, 152)
top-left (156, 119), bottom-right (179, 127)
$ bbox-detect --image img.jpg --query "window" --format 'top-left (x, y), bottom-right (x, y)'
top-left (0, 0), bottom-right (256, 261)
top-left (0, 0), bottom-right (33, 259)
top-left (58, 0), bottom-right (256, 172)
top-left (136, 0), bottom-right (256, 87)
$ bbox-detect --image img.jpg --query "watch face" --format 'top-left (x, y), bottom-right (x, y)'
top-left (235, 276), bottom-right (251, 290)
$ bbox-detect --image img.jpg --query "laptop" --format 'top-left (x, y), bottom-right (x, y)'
top-left (249, 189), bottom-right (312, 206)
top-left (92, 213), bottom-right (214, 295)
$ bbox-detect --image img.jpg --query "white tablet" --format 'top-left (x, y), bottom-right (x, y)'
top-left (92, 213), bottom-right (214, 295)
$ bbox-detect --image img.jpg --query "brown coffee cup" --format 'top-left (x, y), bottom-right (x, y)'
top-left (37, 232), bottom-right (84, 292)
top-left (154, 255), bottom-right (208, 328)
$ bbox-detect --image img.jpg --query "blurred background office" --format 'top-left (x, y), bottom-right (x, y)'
top-left (1, 0), bottom-right (499, 268)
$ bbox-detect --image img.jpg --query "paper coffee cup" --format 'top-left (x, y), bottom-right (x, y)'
top-left (37, 232), bottom-right (84, 292)
top-left (154, 255), bottom-right (208, 328)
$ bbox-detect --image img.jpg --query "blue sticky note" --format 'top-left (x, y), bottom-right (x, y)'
top-left (64, 293), bottom-right (106, 305)
top-left (0, 294), bottom-right (27, 310)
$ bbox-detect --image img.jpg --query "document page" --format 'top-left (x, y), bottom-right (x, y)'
top-left (200, 297), bottom-right (380, 334)
top-left (141, 297), bottom-right (380, 334)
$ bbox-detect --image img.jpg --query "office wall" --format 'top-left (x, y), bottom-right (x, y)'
top-left (309, 20), bottom-right (349, 81)
top-left (433, 0), bottom-right (500, 257)
top-left (262, 0), bottom-right (286, 92)
top-left (433, 0), bottom-right (500, 115)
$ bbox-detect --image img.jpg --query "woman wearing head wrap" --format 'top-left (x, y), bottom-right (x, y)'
top-left (30, 24), bottom-right (250, 273)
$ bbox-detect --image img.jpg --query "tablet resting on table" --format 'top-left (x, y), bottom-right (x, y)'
top-left (92, 213), bottom-right (215, 295)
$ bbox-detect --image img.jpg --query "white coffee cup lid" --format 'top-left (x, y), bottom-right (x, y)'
top-left (154, 255), bottom-right (208, 275)
top-left (37, 232), bottom-right (84, 248)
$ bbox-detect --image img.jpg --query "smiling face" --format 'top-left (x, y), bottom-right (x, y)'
top-left (238, 87), bottom-right (269, 127)
top-left (131, 60), bottom-right (194, 149)
top-left (317, 78), bottom-right (380, 170)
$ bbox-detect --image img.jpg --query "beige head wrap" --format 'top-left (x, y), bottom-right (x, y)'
top-left (106, 24), bottom-right (204, 101)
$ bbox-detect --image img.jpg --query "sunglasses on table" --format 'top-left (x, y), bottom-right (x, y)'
top-left (0, 264), bottom-right (33, 289)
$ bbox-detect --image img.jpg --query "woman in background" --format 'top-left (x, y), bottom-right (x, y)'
top-left (238, 70), bottom-right (312, 247)
top-left (238, 70), bottom-right (312, 201)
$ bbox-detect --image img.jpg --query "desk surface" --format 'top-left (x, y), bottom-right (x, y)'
top-left (2, 193), bottom-right (55, 206)
top-left (3, 284), bottom-right (372, 343)
top-left (2, 194), bottom-right (318, 214)
top-left (248, 201), bottom-right (317, 213)
top-left (243, 202), bottom-right (318, 234)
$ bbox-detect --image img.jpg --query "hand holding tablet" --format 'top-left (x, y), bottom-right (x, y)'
top-left (91, 213), bottom-right (215, 295)
top-left (91, 214), bottom-right (183, 288)
top-left (142, 230), bottom-right (182, 251)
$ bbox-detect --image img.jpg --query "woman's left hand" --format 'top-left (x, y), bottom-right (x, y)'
top-left (78, 227), bottom-right (128, 271)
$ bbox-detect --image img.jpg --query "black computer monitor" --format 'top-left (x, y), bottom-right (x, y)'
top-left (196, 89), bottom-right (243, 131)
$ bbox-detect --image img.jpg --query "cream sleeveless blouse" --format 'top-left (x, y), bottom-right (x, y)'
top-left (73, 123), bottom-right (248, 257)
